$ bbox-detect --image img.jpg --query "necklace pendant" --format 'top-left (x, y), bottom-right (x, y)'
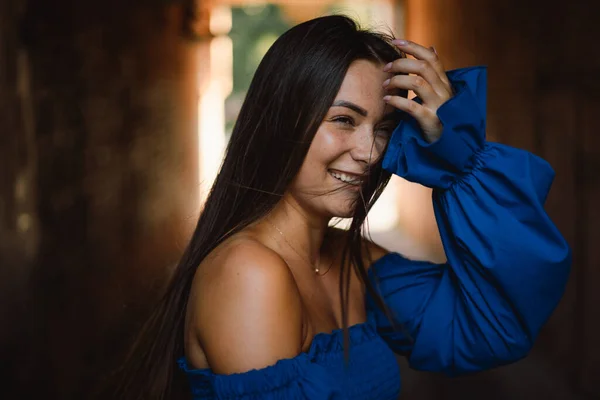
top-left (315, 268), bottom-right (320, 274)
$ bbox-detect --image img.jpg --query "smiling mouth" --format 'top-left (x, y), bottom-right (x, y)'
top-left (328, 169), bottom-right (363, 186)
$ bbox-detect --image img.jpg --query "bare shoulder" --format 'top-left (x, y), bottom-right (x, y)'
top-left (202, 237), bottom-right (297, 286)
top-left (327, 227), bottom-right (389, 267)
top-left (191, 237), bottom-right (304, 374)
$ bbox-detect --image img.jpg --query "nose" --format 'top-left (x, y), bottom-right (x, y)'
top-left (350, 126), bottom-right (383, 165)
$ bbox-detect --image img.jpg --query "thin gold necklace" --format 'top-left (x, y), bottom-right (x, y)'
top-left (266, 219), bottom-right (332, 276)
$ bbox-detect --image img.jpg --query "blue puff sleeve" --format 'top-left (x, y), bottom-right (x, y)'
top-left (366, 66), bottom-right (572, 376)
top-left (178, 354), bottom-right (342, 399)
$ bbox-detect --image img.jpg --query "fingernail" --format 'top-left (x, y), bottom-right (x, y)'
top-left (383, 62), bottom-right (392, 71)
top-left (382, 78), bottom-right (390, 87)
top-left (430, 46), bottom-right (438, 55)
top-left (383, 95), bottom-right (391, 102)
top-left (393, 39), bottom-right (408, 46)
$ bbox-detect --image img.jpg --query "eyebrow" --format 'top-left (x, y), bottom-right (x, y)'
top-left (331, 101), bottom-right (399, 123)
top-left (331, 100), bottom-right (368, 116)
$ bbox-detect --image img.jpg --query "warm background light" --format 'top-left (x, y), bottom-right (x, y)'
top-left (196, 1), bottom-right (437, 253)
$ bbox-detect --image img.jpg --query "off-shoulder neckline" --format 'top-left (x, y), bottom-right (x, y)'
top-left (179, 252), bottom-right (399, 375)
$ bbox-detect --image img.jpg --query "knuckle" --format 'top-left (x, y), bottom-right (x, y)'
top-left (407, 100), bottom-right (419, 114)
top-left (413, 76), bottom-right (426, 89)
top-left (429, 51), bottom-right (439, 62)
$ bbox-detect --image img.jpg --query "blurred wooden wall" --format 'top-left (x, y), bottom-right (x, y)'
top-left (397, 0), bottom-right (600, 399)
top-left (0, 0), bottom-right (200, 398)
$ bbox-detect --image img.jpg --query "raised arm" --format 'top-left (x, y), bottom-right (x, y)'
top-left (366, 61), bottom-right (571, 376)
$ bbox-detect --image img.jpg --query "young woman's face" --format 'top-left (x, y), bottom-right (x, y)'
top-left (289, 59), bottom-right (398, 218)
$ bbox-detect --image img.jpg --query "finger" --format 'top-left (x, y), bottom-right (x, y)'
top-left (383, 95), bottom-right (442, 142)
top-left (383, 74), bottom-right (440, 106)
top-left (384, 58), bottom-right (451, 100)
top-left (392, 39), bottom-right (437, 63)
top-left (428, 46), bottom-right (451, 88)
top-left (383, 95), bottom-right (429, 121)
top-left (392, 40), bottom-right (451, 89)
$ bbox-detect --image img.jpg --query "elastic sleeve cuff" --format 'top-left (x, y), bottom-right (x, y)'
top-left (382, 66), bottom-right (488, 189)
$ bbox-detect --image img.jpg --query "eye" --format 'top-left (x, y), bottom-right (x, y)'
top-left (375, 125), bottom-right (395, 138)
top-left (331, 116), bottom-right (355, 127)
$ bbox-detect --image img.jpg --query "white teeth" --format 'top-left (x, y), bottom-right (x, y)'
top-left (330, 171), bottom-right (361, 185)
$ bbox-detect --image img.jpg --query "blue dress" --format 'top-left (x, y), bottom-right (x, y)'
top-left (177, 66), bottom-right (572, 399)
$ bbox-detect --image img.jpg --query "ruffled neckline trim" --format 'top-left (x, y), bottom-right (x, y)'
top-left (177, 319), bottom-right (378, 398)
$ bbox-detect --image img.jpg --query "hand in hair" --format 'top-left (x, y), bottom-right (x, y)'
top-left (382, 40), bottom-right (454, 143)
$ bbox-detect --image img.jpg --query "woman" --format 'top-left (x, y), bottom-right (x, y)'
top-left (115, 15), bottom-right (571, 400)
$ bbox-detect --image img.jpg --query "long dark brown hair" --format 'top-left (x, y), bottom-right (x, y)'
top-left (110, 14), bottom-right (406, 399)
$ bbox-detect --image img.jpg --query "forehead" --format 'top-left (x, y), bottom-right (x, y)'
top-left (333, 59), bottom-right (394, 115)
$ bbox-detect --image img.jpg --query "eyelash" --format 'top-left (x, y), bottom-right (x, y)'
top-left (331, 116), bottom-right (395, 137)
top-left (332, 116), bottom-right (355, 126)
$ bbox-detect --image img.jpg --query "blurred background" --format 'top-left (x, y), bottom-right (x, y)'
top-left (1, 0), bottom-right (599, 398)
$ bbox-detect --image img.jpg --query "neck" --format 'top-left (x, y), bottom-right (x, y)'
top-left (265, 192), bottom-right (329, 264)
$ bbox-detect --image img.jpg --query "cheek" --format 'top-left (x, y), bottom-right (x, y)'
top-left (310, 128), bottom-right (347, 165)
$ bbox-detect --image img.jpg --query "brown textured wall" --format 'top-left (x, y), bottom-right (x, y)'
top-left (533, 3), bottom-right (600, 394)
top-left (399, 0), bottom-right (600, 399)
top-left (0, 0), bottom-right (39, 396)
top-left (0, 1), bottom-right (200, 398)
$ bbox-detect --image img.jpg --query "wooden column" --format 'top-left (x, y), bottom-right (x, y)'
top-left (529, 1), bottom-right (600, 395)
top-left (0, 0), bottom-right (39, 396)
top-left (1, 1), bottom-right (200, 397)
